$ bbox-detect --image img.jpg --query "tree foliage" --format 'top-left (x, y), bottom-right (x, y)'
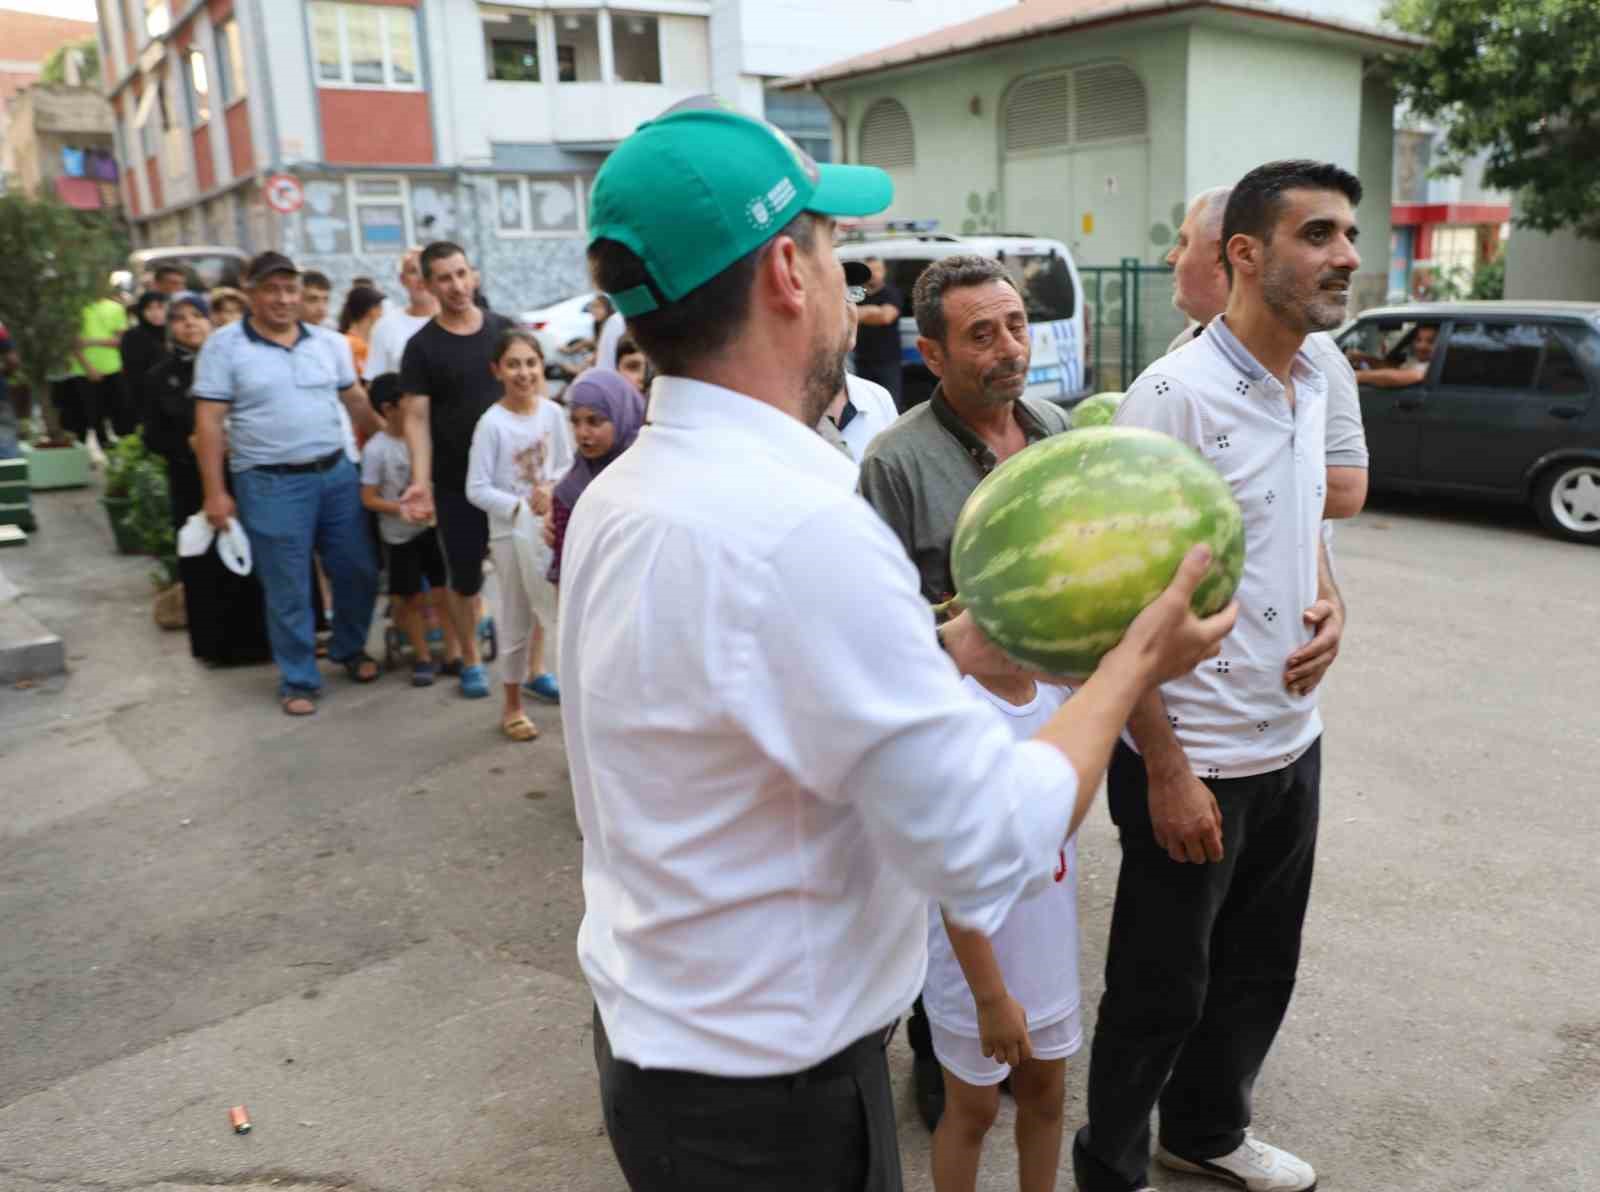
top-left (0, 193), bottom-right (124, 444)
top-left (1387, 0), bottom-right (1600, 239)
top-left (40, 38), bottom-right (100, 87)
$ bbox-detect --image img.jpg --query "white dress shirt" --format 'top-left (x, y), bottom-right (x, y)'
top-left (560, 376), bottom-right (1081, 1077)
top-left (1118, 318), bottom-right (1328, 779)
top-left (838, 373), bottom-right (900, 463)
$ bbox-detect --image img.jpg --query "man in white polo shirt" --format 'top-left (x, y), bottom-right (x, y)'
top-left (563, 97), bottom-right (1238, 1192)
top-left (1164, 184), bottom-right (1369, 520)
top-left (1072, 161), bottom-right (1358, 1192)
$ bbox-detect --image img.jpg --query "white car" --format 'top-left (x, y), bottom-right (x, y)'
top-left (515, 291), bottom-right (602, 360)
top-left (836, 231), bottom-right (1089, 408)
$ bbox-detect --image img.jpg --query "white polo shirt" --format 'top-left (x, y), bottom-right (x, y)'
top-left (560, 376), bottom-right (1081, 1077)
top-left (1117, 318), bottom-right (1327, 779)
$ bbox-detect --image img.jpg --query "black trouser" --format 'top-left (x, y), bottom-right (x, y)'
top-left (853, 357), bottom-right (905, 413)
top-left (1073, 738), bottom-right (1321, 1192)
top-left (54, 375), bottom-right (129, 444)
top-left (594, 1006), bottom-right (903, 1192)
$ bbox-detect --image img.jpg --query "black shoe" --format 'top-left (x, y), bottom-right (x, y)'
top-left (912, 1052), bottom-right (944, 1132)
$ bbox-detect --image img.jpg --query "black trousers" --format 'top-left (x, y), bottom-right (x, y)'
top-left (594, 1006), bottom-right (903, 1192)
top-left (1073, 738), bottom-right (1321, 1192)
top-left (853, 357), bottom-right (906, 413)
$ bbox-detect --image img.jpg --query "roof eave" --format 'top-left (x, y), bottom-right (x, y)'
top-left (776, 0), bottom-right (1427, 92)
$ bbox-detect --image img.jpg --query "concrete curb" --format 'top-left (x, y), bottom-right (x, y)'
top-left (0, 589), bottom-right (65, 683)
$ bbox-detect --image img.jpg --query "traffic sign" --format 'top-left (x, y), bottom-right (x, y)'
top-left (265, 173), bottom-right (305, 215)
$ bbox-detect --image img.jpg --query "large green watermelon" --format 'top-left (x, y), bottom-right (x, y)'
top-left (1069, 391), bottom-right (1124, 429)
top-left (949, 427), bottom-right (1245, 675)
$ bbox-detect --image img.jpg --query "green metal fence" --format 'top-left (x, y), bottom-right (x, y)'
top-left (1079, 259), bottom-right (1190, 393)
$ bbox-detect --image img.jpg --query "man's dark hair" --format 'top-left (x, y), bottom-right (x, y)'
top-left (420, 240), bottom-right (468, 280)
top-left (911, 254), bottom-right (1017, 344)
top-left (1220, 160), bottom-right (1363, 282)
top-left (153, 264), bottom-right (186, 280)
top-left (302, 270), bottom-right (332, 292)
top-left (588, 213), bottom-right (819, 376)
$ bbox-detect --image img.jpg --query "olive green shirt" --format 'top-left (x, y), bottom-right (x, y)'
top-left (857, 386), bottom-right (1070, 607)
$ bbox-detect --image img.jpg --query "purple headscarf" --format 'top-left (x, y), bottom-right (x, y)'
top-left (554, 369), bottom-right (646, 509)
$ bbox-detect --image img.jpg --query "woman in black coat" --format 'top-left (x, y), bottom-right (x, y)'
top-left (141, 292), bottom-right (271, 666)
top-left (119, 291), bottom-right (168, 428)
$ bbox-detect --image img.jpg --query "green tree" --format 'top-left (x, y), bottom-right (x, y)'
top-left (1387, 0), bottom-right (1600, 238)
top-left (39, 38), bottom-right (100, 87)
top-left (0, 192), bottom-right (123, 444)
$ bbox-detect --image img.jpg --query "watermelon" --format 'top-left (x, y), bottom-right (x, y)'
top-left (949, 427), bottom-right (1244, 675)
top-left (1069, 391), bottom-right (1124, 429)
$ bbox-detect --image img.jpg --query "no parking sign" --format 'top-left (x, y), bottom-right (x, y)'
top-left (265, 173), bottom-right (305, 215)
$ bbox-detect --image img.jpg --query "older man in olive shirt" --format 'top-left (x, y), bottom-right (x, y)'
top-left (857, 253), bottom-right (1070, 1130)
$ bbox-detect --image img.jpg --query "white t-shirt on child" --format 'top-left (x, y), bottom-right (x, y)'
top-left (359, 430), bottom-right (424, 545)
top-left (923, 677), bottom-right (1082, 1036)
top-left (464, 400), bottom-right (575, 538)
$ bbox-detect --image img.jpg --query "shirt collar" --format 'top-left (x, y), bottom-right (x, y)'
top-left (930, 385), bottom-right (1054, 474)
top-left (829, 394), bottom-right (858, 432)
top-left (1206, 317), bottom-right (1326, 397)
top-left (241, 316), bottom-right (312, 350)
top-left (648, 376), bottom-right (860, 492)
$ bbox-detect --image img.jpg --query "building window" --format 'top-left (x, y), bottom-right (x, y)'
top-left (611, 13), bottom-right (661, 84)
top-left (553, 12), bottom-right (600, 82)
top-left (482, 7), bottom-right (540, 82)
top-left (310, 2), bottom-right (421, 89)
top-left (492, 175), bottom-right (585, 237)
top-left (765, 89), bottom-right (832, 163)
top-left (186, 48), bottom-right (210, 126)
top-left (1004, 63), bottom-right (1147, 158)
top-left (144, 0), bottom-right (171, 40)
top-left (215, 18), bottom-right (247, 103)
top-left (859, 98), bottom-right (914, 169)
top-left (350, 176), bottom-right (411, 252)
top-left (1431, 225), bottom-right (1478, 277)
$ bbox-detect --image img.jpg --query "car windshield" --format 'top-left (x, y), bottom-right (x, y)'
top-left (144, 254), bottom-right (244, 290)
top-left (1001, 253), bottom-right (1075, 323)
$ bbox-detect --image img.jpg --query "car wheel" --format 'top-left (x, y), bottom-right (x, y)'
top-left (1533, 461), bottom-right (1600, 543)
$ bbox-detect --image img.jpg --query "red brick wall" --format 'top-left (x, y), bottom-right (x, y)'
top-left (206, 0), bottom-right (233, 21)
top-left (193, 125), bottom-right (215, 192)
top-left (319, 90), bottom-right (434, 165)
top-left (226, 99), bottom-right (253, 177)
top-left (145, 157), bottom-right (163, 211)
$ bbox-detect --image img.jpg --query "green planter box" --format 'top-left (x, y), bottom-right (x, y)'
top-left (20, 442), bottom-right (90, 490)
top-left (0, 500), bottom-right (35, 532)
top-left (100, 494), bottom-right (141, 554)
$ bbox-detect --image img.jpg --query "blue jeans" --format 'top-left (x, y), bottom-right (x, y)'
top-left (233, 457), bottom-right (378, 697)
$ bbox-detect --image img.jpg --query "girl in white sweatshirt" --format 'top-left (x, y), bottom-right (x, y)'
top-left (465, 330), bottom-right (574, 740)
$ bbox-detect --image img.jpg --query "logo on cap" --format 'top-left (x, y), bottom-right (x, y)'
top-left (747, 197), bottom-right (771, 229)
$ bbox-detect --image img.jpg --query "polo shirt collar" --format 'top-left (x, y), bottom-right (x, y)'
top-left (648, 376), bottom-right (859, 492)
top-left (930, 385), bottom-right (1053, 473)
top-left (241, 315), bottom-right (313, 350)
top-left (1206, 317), bottom-right (1327, 399)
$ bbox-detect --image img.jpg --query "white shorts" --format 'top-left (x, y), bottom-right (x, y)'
top-left (930, 1007), bottom-right (1083, 1087)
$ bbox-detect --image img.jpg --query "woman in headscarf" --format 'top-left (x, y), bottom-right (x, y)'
top-left (143, 291), bottom-right (271, 666)
top-left (120, 291), bottom-right (168, 427)
top-left (546, 369), bottom-right (646, 587)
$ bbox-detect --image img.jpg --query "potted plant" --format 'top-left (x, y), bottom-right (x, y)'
top-left (0, 191), bottom-right (124, 490)
top-left (100, 432), bottom-right (147, 553)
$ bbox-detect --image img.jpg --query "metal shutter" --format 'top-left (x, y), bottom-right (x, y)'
top-left (859, 99), bottom-right (915, 169)
top-left (1004, 73), bottom-right (1070, 155)
top-left (1073, 63), bottom-right (1148, 142)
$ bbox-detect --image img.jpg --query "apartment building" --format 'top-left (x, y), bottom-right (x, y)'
top-left (96, 0), bottom-right (1011, 310)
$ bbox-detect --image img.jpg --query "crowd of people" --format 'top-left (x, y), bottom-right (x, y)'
top-left (23, 94), bottom-right (1381, 1192)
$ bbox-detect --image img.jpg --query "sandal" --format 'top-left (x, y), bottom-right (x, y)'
top-left (281, 693), bottom-right (318, 716)
top-left (336, 652), bottom-right (381, 683)
top-left (501, 714), bottom-right (539, 741)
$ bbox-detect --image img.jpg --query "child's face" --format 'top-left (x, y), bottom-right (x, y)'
top-left (571, 406), bottom-right (616, 459)
top-left (617, 352), bottom-right (647, 393)
top-left (492, 339), bottom-right (545, 396)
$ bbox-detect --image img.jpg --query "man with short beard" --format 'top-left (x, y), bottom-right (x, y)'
top-left (857, 254), bottom-right (1071, 1131)
top-left (561, 101), bottom-right (1236, 1191)
top-left (1072, 160), bottom-right (1358, 1192)
top-left (1164, 185), bottom-right (1368, 519)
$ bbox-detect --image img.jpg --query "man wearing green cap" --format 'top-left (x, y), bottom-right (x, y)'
top-left (559, 98), bottom-right (1237, 1191)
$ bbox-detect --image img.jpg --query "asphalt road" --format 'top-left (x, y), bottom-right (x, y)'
top-left (1, 484), bottom-right (1596, 1192)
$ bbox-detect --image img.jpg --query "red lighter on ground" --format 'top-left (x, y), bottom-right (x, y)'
top-left (228, 1105), bottom-right (251, 1134)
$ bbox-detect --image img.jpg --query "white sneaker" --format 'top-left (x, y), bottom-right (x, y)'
top-left (1155, 1133), bottom-right (1316, 1191)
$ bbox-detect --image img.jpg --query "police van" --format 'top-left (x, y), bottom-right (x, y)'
top-left (836, 222), bottom-right (1089, 408)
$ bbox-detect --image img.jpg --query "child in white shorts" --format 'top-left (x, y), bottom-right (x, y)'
top-left (928, 672), bottom-right (1081, 1192)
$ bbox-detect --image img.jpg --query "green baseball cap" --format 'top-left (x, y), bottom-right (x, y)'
top-left (589, 97), bottom-right (894, 317)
